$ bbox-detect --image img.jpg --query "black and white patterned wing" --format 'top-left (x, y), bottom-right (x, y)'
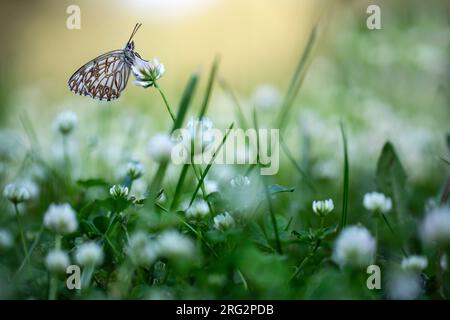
top-left (68, 50), bottom-right (131, 101)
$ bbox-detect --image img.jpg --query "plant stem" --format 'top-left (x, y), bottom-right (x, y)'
top-left (290, 240), bottom-right (321, 281)
top-left (14, 204), bottom-right (28, 257)
top-left (48, 235), bottom-right (62, 300)
top-left (155, 83), bottom-right (176, 122)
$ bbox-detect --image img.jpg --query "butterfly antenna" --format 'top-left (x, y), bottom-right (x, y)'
top-left (127, 23), bottom-right (142, 43)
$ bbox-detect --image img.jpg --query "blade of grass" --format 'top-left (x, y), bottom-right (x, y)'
top-left (219, 78), bottom-right (249, 129)
top-left (280, 135), bottom-right (316, 192)
top-left (148, 73), bottom-right (199, 203)
top-left (199, 56), bottom-right (220, 119)
top-left (338, 122), bottom-right (349, 231)
top-left (275, 25), bottom-right (318, 130)
top-left (188, 123), bottom-right (234, 206)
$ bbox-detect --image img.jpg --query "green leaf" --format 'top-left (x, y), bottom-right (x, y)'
top-left (376, 142), bottom-right (408, 217)
top-left (198, 56), bottom-right (220, 119)
top-left (268, 184), bottom-right (295, 195)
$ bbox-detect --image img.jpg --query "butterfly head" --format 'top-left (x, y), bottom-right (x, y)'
top-left (125, 41), bottom-right (135, 51)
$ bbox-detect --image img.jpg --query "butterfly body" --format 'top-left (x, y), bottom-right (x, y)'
top-left (68, 24), bottom-right (142, 101)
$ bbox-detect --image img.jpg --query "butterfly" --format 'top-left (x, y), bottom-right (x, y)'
top-left (68, 23), bottom-right (143, 101)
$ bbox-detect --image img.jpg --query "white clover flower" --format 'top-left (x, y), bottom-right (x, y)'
top-left (386, 270), bottom-right (422, 300)
top-left (53, 110), bottom-right (78, 135)
top-left (441, 254), bottom-right (448, 271)
top-left (45, 249), bottom-right (70, 274)
top-left (109, 184), bottom-right (129, 199)
top-left (0, 229), bottom-right (13, 251)
top-left (230, 175), bottom-right (251, 188)
top-left (132, 57), bottom-right (165, 88)
top-left (250, 84), bottom-right (281, 111)
top-left (127, 232), bottom-right (158, 267)
top-left (333, 225), bottom-right (376, 268)
top-left (186, 199), bottom-right (210, 220)
top-left (420, 206), bottom-right (450, 247)
top-left (148, 133), bottom-right (174, 162)
top-left (157, 230), bottom-right (195, 259)
top-left (213, 212), bottom-right (235, 230)
top-left (126, 161), bottom-right (144, 180)
top-left (363, 192), bottom-right (392, 214)
top-left (401, 255), bottom-right (428, 273)
top-left (3, 183), bottom-right (30, 204)
top-left (43, 203), bottom-right (78, 235)
top-left (204, 180), bottom-right (219, 195)
top-left (75, 242), bottom-right (104, 267)
top-left (181, 117), bottom-right (215, 155)
top-left (312, 199), bottom-right (334, 217)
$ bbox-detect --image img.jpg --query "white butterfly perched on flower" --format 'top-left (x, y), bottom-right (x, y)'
top-left (68, 23), bottom-right (144, 101)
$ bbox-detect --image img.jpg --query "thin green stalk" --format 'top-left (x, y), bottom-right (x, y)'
top-left (263, 179), bottom-right (282, 254)
top-left (14, 204), bottom-right (28, 257)
top-left (155, 83), bottom-right (176, 122)
top-left (14, 224), bottom-right (44, 277)
top-left (339, 122), bottom-right (349, 231)
top-left (290, 240), bottom-right (321, 281)
top-left (48, 235), bottom-right (62, 300)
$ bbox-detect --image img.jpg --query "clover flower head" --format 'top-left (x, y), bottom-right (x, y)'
top-left (0, 229), bottom-right (13, 251)
top-left (109, 184), bottom-right (129, 199)
top-left (127, 232), bottom-right (158, 267)
top-left (156, 230), bottom-right (195, 259)
top-left (148, 133), bottom-right (174, 162)
top-left (312, 199), bottom-right (334, 217)
top-left (251, 84), bottom-right (281, 111)
top-left (333, 225), bottom-right (376, 268)
top-left (363, 192), bottom-right (392, 213)
top-left (186, 199), bottom-right (210, 220)
top-left (230, 175), bottom-right (251, 188)
top-left (132, 57), bottom-right (165, 88)
top-left (126, 161), bottom-right (144, 180)
top-left (53, 110), bottom-right (78, 135)
top-left (3, 183), bottom-right (30, 204)
top-left (213, 212), bottom-right (235, 230)
top-left (420, 206), bottom-right (450, 248)
top-left (401, 255), bottom-right (428, 273)
top-left (45, 249), bottom-right (70, 274)
top-left (43, 203), bottom-right (78, 235)
top-left (75, 242), bottom-right (104, 267)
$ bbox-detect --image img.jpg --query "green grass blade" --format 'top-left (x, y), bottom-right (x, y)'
top-left (275, 25), bottom-right (317, 130)
top-left (199, 56), bottom-right (220, 119)
top-left (339, 122), bottom-right (349, 231)
top-left (188, 122), bottom-right (234, 206)
top-left (219, 78), bottom-right (249, 129)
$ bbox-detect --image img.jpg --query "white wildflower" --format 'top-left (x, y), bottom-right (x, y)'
top-left (75, 242), bottom-right (104, 267)
top-left (45, 250), bottom-right (70, 274)
top-left (333, 225), bottom-right (376, 268)
top-left (363, 192), bottom-right (392, 214)
top-left (109, 184), bottom-right (129, 199)
top-left (53, 111), bottom-right (78, 135)
top-left (0, 229), bottom-right (13, 251)
top-left (3, 183), bottom-right (30, 204)
top-left (230, 175), bottom-right (250, 188)
top-left (181, 117), bottom-right (215, 155)
top-left (43, 203), bottom-right (78, 235)
top-left (420, 206), bottom-right (450, 247)
top-left (250, 84), bottom-right (281, 111)
top-left (132, 57), bottom-right (165, 88)
top-left (126, 161), bottom-right (144, 180)
top-left (204, 180), bottom-right (219, 195)
top-left (213, 212), bottom-right (235, 230)
top-left (127, 232), bottom-right (158, 267)
top-left (312, 199), bottom-right (334, 217)
top-left (157, 230), bottom-right (195, 259)
top-left (387, 270), bottom-right (422, 300)
top-left (148, 133), bottom-right (174, 162)
top-left (401, 255), bottom-right (428, 273)
top-left (186, 199), bottom-right (210, 220)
